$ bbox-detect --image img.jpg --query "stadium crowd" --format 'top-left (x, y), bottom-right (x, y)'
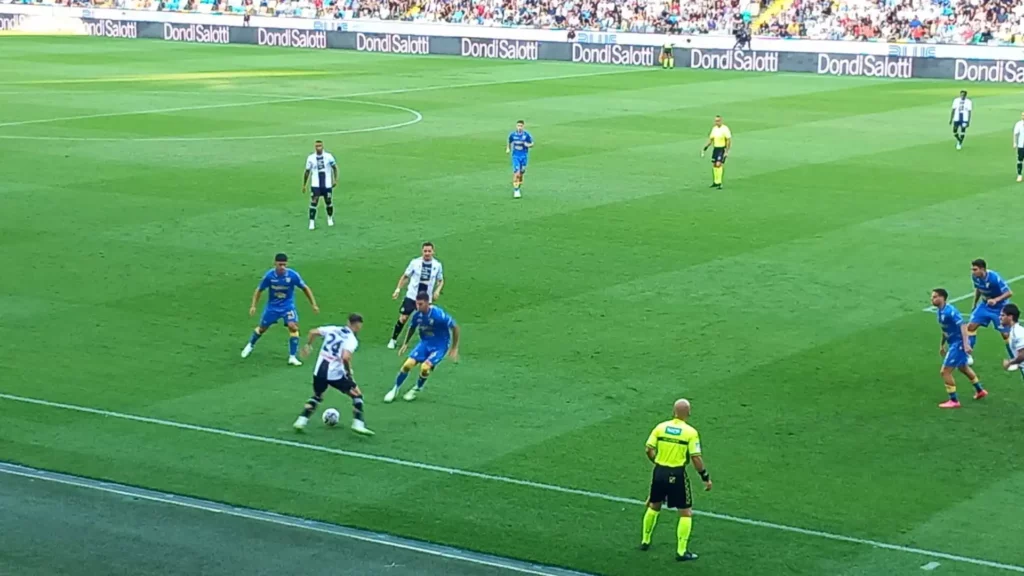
top-left (34, 0), bottom-right (1024, 43)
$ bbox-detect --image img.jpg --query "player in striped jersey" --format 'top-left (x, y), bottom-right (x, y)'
top-left (388, 242), bottom-right (445, 349)
top-left (1013, 112), bottom-right (1024, 182)
top-left (294, 314), bottom-right (374, 435)
top-left (1000, 304), bottom-right (1024, 373)
top-left (302, 140), bottom-right (338, 231)
top-left (950, 91), bottom-right (972, 151)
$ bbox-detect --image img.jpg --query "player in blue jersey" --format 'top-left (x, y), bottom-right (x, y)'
top-left (241, 253), bottom-right (320, 366)
top-left (384, 292), bottom-right (461, 403)
top-left (966, 258), bottom-right (1015, 363)
top-left (932, 288), bottom-right (986, 409)
top-left (506, 120), bottom-right (534, 199)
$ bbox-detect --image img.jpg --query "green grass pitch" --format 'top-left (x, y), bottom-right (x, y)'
top-left (2, 36), bottom-right (1024, 576)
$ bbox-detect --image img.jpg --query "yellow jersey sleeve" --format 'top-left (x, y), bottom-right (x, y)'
top-left (688, 430), bottom-right (702, 456)
top-left (723, 126), bottom-right (732, 140)
top-left (645, 423), bottom-right (663, 449)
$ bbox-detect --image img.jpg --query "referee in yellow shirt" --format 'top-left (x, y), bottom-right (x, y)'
top-left (640, 398), bottom-right (712, 562)
top-left (701, 115), bottom-right (732, 189)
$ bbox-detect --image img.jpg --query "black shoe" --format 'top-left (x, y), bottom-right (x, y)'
top-left (709, 183), bottom-right (718, 188)
top-left (676, 551), bottom-right (699, 562)
top-left (639, 543), bottom-right (650, 552)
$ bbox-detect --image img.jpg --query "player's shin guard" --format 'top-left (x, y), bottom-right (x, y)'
top-left (677, 517), bottom-right (692, 556)
top-left (1017, 162), bottom-right (1022, 175)
top-left (309, 202), bottom-right (318, 222)
top-left (324, 196), bottom-right (334, 218)
top-left (302, 395), bottom-right (322, 418)
top-left (641, 507), bottom-right (660, 545)
top-left (288, 330), bottom-right (300, 356)
top-left (351, 395), bottom-right (364, 423)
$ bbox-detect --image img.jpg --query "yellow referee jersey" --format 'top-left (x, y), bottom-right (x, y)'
top-left (645, 418), bottom-right (701, 468)
top-left (709, 125), bottom-right (731, 148)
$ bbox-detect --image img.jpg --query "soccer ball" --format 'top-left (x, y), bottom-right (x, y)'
top-left (322, 408), bottom-right (341, 426)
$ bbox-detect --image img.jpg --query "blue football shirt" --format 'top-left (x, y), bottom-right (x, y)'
top-left (937, 304), bottom-right (965, 344)
top-left (410, 305), bottom-right (457, 346)
top-left (508, 130), bottom-right (533, 156)
top-left (973, 270), bottom-right (1011, 304)
top-left (258, 268), bottom-right (306, 311)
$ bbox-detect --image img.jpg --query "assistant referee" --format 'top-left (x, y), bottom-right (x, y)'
top-left (640, 398), bottom-right (712, 562)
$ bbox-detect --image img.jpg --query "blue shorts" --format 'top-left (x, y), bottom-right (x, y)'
top-left (969, 303), bottom-right (1011, 333)
top-left (260, 306), bottom-right (298, 328)
top-left (512, 155), bottom-right (528, 174)
top-left (410, 341), bottom-right (449, 366)
top-left (942, 341), bottom-right (971, 368)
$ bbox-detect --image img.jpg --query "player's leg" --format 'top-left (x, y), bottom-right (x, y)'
top-left (404, 348), bottom-right (446, 401)
top-left (641, 469), bottom-right (664, 550)
top-left (1016, 148), bottom-right (1024, 182)
top-left (286, 315), bottom-right (302, 365)
top-left (309, 189), bottom-right (321, 230)
top-left (340, 381), bottom-right (374, 435)
top-left (242, 310), bottom-right (277, 358)
top-left (323, 188), bottom-right (335, 227)
top-left (388, 298), bottom-right (416, 348)
top-left (959, 123), bottom-right (967, 146)
top-left (958, 364), bottom-right (987, 400)
top-left (939, 362), bottom-right (961, 408)
top-left (670, 471), bottom-right (697, 561)
top-left (294, 376), bottom-right (330, 430)
top-left (386, 357), bottom-right (419, 403)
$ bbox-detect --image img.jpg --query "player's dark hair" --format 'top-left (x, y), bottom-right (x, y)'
top-left (349, 313), bottom-right (364, 324)
top-left (422, 241), bottom-right (434, 248)
top-left (960, 90), bottom-right (967, 96)
top-left (315, 140), bottom-right (323, 144)
top-left (516, 120), bottom-right (524, 124)
top-left (274, 253), bottom-right (288, 262)
top-left (416, 291), bottom-right (430, 302)
top-left (972, 258), bottom-right (987, 269)
top-left (1004, 304), bottom-right (1020, 322)
top-left (933, 288), bottom-right (949, 299)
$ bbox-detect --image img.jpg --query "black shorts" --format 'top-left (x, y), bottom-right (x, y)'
top-left (399, 297), bottom-right (417, 316)
top-left (311, 187), bottom-right (333, 201)
top-left (711, 147), bottom-right (727, 164)
top-left (1016, 148), bottom-right (1024, 162)
top-left (648, 465), bottom-right (692, 509)
top-left (662, 47), bottom-right (672, 55)
top-left (953, 120), bottom-right (969, 131)
top-left (313, 374), bottom-right (356, 397)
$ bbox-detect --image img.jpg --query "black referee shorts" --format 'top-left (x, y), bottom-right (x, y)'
top-left (648, 465), bottom-right (692, 509)
top-left (711, 147), bottom-right (727, 164)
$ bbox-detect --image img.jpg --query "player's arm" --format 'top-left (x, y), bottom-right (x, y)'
top-left (392, 272), bottom-right (410, 300)
top-left (301, 328), bottom-right (322, 357)
top-left (645, 445), bottom-right (657, 463)
top-left (301, 285), bottom-right (320, 314)
top-left (973, 289), bottom-right (981, 308)
top-left (449, 323), bottom-right (461, 362)
top-left (249, 286), bottom-right (265, 316)
top-left (506, 134), bottom-right (512, 154)
top-left (990, 287), bottom-right (1013, 306)
top-left (525, 134), bottom-right (534, 149)
top-left (691, 454), bottom-right (712, 491)
top-left (433, 278), bottom-right (445, 299)
top-left (960, 323), bottom-right (973, 354)
top-left (701, 135), bottom-right (713, 156)
top-left (724, 135), bottom-right (732, 156)
top-left (949, 106), bottom-right (955, 125)
top-left (302, 168), bottom-right (311, 193)
top-left (341, 348), bottom-right (354, 377)
top-left (330, 156), bottom-right (338, 187)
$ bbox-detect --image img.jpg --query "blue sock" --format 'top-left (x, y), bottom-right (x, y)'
top-left (248, 330), bottom-right (262, 346)
top-left (973, 381), bottom-right (984, 392)
top-left (416, 377), bottom-right (427, 390)
top-left (395, 372), bottom-right (409, 389)
top-left (949, 391), bottom-right (959, 402)
top-left (288, 336), bottom-right (299, 356)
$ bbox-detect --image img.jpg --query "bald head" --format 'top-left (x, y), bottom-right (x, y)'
top-left (673, 399), bottom-right (691, 419)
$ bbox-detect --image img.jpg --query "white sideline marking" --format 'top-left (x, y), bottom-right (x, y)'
top-left (0, 463), bottom-right (585, 576)
top-left (922, 562), bottom-right (942, 571)
top-left (2, 392), bottom-right (1023, 574)
top-left (0, 68), bottom-right (645, 136)
top-left (921, 274), bottom-right (1024, 312)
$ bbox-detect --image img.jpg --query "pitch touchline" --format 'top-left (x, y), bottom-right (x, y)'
top-left (921, 274), bottom-right (1024, 312)
top-left (2, 392), bottom-right (1021, 574)
top-left (0, 463), bottom-right (588, 576)
top-left (0, 68), bottom-right (646, 130)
